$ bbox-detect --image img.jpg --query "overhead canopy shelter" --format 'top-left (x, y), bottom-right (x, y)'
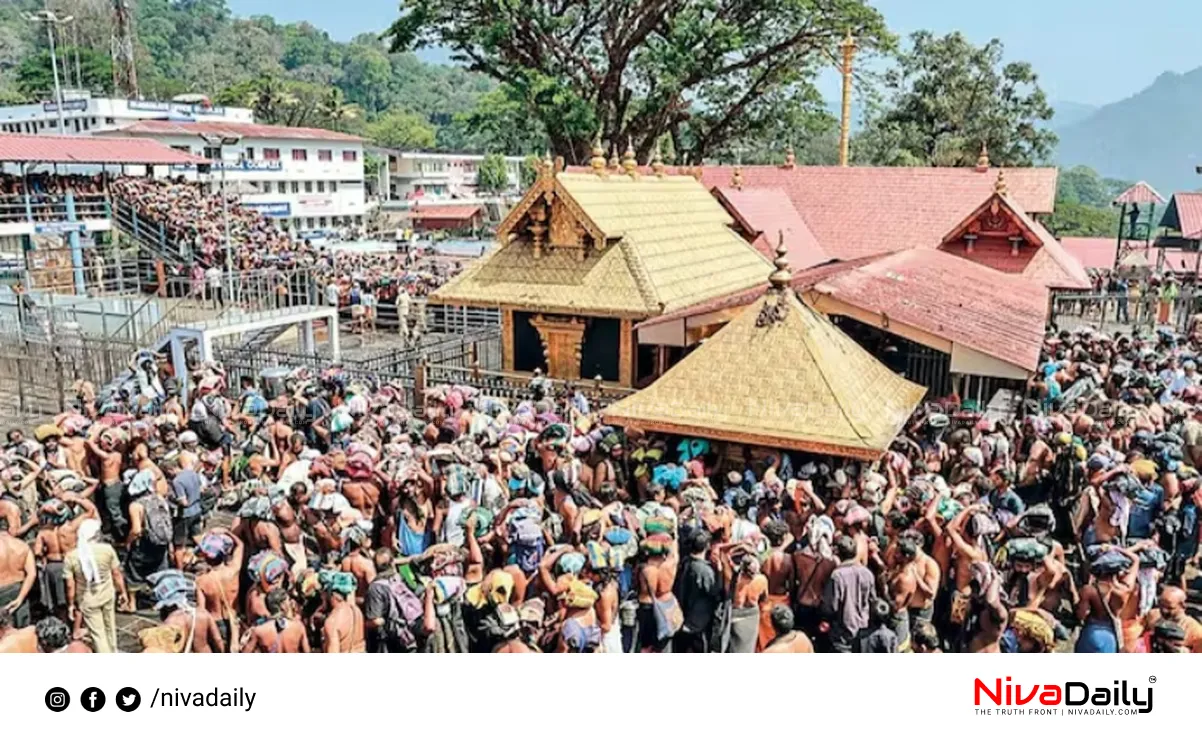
top-left (603, 247), bottom-right (925, 459)
top-left (0, 133), bottom-right (209, 165)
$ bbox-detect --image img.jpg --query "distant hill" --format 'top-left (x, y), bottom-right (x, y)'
top-left (1056, 68), bottom-right (1202, 197)
top-left (1049, 100), bottom-right (1098, 130)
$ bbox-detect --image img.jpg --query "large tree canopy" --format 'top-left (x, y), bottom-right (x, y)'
top-left (856, 31), bottom-right (1056, 167)
top-left (386, 0), bottom-right (890, 164)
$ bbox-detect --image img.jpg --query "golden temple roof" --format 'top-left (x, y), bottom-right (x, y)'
top-left (603, 253), bottom-right (926, 458)
top-left (431, 171), bottom-right (773, 318)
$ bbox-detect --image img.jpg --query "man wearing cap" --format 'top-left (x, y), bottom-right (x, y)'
top-left (1126, 459), bottom-right (1164, 541)
top-left (320, 570), bottom-right (365, 653)
top-left (1143, 586), bottom-right (1202, 653)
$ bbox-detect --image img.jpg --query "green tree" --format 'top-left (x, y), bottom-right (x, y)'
top-left (858, 31), bottom-right (1056, 167)
top-left (386, 0), bottom-right (889, 164)
top-left (519, 155), bottom-right (541, 190)
top-left (1043, 203), bottom-right (1120, 238)
top-left (364, 109), bottom-right (437, 150)
top-left (16, 46), bottom-right (113, 97)
top-left (477, 153), bottom-right (510, 193)
top-left (451, 86), bottom-right (547, 154)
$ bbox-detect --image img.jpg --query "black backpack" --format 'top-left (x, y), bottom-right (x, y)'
top-left (139, 495), bottom-right (173, 546)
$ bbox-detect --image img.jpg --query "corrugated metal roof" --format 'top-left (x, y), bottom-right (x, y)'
top-left (1060, 237), bottom-right (1118, 270)
top-left (0, 133), bottom-right (208, 165)
top-left (1162, 193), bottom-right (1202, 239)
top-left (712, 186), bottom-right (832, 270)
top-left (412, 204), bottom-right (483, 220)
top-left (113, 120), bottom-right (362, 142)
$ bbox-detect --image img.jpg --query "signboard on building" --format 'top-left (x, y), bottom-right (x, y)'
top-left (170, 160), bottom-right (283, 173)
top-left (245, 203), bottom-right (292, 218)
top-left (42, 100), bottom-right (89, 113)
top-left (298, 197), bottom-right (334, 209)
top-left (34, 221), bottom-right (87, 235)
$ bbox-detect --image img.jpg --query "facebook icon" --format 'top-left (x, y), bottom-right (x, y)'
top-left (80, 687), bottom-right (106, 712)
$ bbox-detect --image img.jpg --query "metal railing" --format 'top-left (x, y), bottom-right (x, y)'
top-left (424, 363), bottom-right (635, 409)
top-left (0, 193), bottom-right (109, 224)
top-left (1050, 289), bottom-right (1202, 334)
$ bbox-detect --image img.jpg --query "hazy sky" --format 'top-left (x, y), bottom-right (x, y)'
top-left (228, 0), bottom-right (1202, 106)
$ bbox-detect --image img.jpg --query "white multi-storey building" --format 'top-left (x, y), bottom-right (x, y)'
top-left (0, 92), bottom-right (253, 137)
top-left (106, 120), bottom-right (367, 233)
top-left (374, 149), bottom-right (525, 203)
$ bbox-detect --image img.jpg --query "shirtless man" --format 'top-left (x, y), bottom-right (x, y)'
top-left (945, 504), bottom-right (993, 631)
top-left (321, 572), bottom-right (365, 653)
top-left (34, 494), bottom-right (98, 619)
top-left (339, 527), bottom-right (376, 607)
top-left (762, 605), bottom-right (814, 653)
top-left (59, 428), bottom-right (90, 477)
top-left (161, 596), bottom-right (225, 653)
top-left (195, 527), bottom-right (243, 650)
top-left (85, 430), bottom-right (126, 539)
top-left (793, 517), bottom-right (837, 639)
top-left (0, 486), bottom-right (32, 538)
top-left (0, 608), bottom-right (36, 653)
top-left (1144, 586), bottom-right (1202, 653)
top-left (727, 549), bottom-right (768, 653)
top-left (241, 588), bottom-right (309, 653)
top-left (636, 533), bottom-right (679, 653)
top-left (274, 493), bottom-right (306, 579)
top-left (342, 473), bottom-right (382, 520)
top-left (0, 524), bottom-right (35, 628)
top-left (966, 564), bottom-right (1009, 653)
top-left (758, 520), bottom-right (793, 650)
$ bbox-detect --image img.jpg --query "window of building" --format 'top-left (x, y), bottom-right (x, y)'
top-left (342, 150), bottom-right (358, 162)
top-left (90, 117), bottom-right (97, 126)
top-left (330, 181), bottom-right (338, 193)
top-left (245, 146), bottom-right (255, 161)
top-left (306, 218), bottom-right (315, 229)
top-left (319, 217), bottom-right (328, 228)
top-left (263, 148), bottom-right (280, 160)
top-left (290, 182), bottom-right (299, 194)
top-left (293, 218), bottom-right (302, 229)
top-left (304, 181), bottom-right (312, 193)
top-left (105, 117), bottom-right (115, 125)
top-left (317, 181), bottom-right (325, 193)
top-left (72, 119), bottom-right (80, 133)
top-left (248, 181), bottom-right (257, 190)
top-left (203, 146), bottom-right (221, 160)
top-left (318, 149), bottom-right (332, 162)
top-left (355, 215), bottom-right (363, 225)
top-left (81, 118), bottom-right (89, 131)
top-left (292, 149), bottom-right (307, 161)
top-left (170, 145), bottom-right (190, 153)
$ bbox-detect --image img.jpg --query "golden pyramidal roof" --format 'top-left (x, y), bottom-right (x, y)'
top-left (603, 247), bottom-right (926, 458)
top-left (431, 170), bottom-right (773, 318)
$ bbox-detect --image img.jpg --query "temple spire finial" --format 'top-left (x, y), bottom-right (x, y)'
top-left (976, 141), bottom-right (990, 172)
top-left (590, 132), bottom-right (607, 175)
top-left (784, 143), bottom-right (796, 169)
top-left (994, 168), bottom-right (1008, 196)
top-left (621, 137), bottom-right (638, 176)
top-left (768, 231), bottom-right (791, 290)
top-left (651, 139), bottom-right (665, 178)
top-left (731, 165), bottom-right (744, 190)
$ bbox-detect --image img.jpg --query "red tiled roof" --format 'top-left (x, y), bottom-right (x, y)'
top-left (0, 133), bottom-right (208, 165)
top-left (1019, 218), bottom-right (1092, 290)
top-left (1163, 193), bottom-right (1202, 239)
top-left (711, 186), bottom-right (832, 270)
top-left (411, 204), bottom-right (483, 220)
top-left (112, 120), bottom-right (362, 142)
top-left (1112, 181), bottom-right (1165, 206)
top-left (696, 165), bottom-right (1058, 261)
top-left (810, 247), bottom-right (1049, 372)
top-left (1060, 237), bottom-right (1118, 270)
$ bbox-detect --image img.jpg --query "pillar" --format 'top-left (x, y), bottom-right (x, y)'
top-left (65, 190), bottom-right (85, 295)
top-left (327, 310), bottom-right (341, 361)
top-left (170, 334), bottom-right (189, 400)
top-left (501, 306), bottom-right (515, 372)
top-left (301, 319), bottom-right (316, 354)
top-left (618, 318), bottom-right (633, 387)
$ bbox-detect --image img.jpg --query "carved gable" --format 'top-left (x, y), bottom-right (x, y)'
top-left (497, 172), bottom-right (607, 261)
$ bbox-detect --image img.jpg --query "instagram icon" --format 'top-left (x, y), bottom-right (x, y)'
top-left (44, 687), bottom-right (70, 712)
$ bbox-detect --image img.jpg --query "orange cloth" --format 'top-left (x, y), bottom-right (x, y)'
top-left (757, 594), bottom-right (790, 652)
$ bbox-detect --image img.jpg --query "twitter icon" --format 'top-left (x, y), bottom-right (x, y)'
top-left (115, 687), bottom-right (141, 712)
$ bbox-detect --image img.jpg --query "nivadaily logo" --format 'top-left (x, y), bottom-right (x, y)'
top-left (974, 677), bottom-right (1153, 716)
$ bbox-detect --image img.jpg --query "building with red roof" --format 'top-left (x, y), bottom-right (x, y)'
top-left (409, 203), bottom-right (483, 231)
top-left (1160, 193), bottom-right (1202, 241)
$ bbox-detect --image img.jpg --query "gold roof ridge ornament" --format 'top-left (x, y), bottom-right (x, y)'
top-left (622, 137), bottom-right (638, 177)
top-left (651, 139), bottom-right (666, 178)
top-left (608, 144), bottom-right (620, 171)
top-left (976, 141), bottom-right (990, 172)
top-left (784, 143), bottom-right (796, 169)
top-left (731, 165), bottom-right (744, 190)
top-left (540, 150), bottom-right (554, 182)
top-left (589, 133), bottom-right (607, 176)
top-left (757, 231), bottom-right (791, 327)
top-left (994, 168), bottom-right (1008, 196)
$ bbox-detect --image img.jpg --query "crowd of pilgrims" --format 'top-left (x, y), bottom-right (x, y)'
top-left (2, 320), bottom-right (1202, 654)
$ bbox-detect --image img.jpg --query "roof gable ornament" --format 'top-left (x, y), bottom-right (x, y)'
top-left (731, 165), bottom-right (744, 190)
top-left (783, 143), bottom-right (796, 169)
top-left (994, 169), bottom-right (1008, 196)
